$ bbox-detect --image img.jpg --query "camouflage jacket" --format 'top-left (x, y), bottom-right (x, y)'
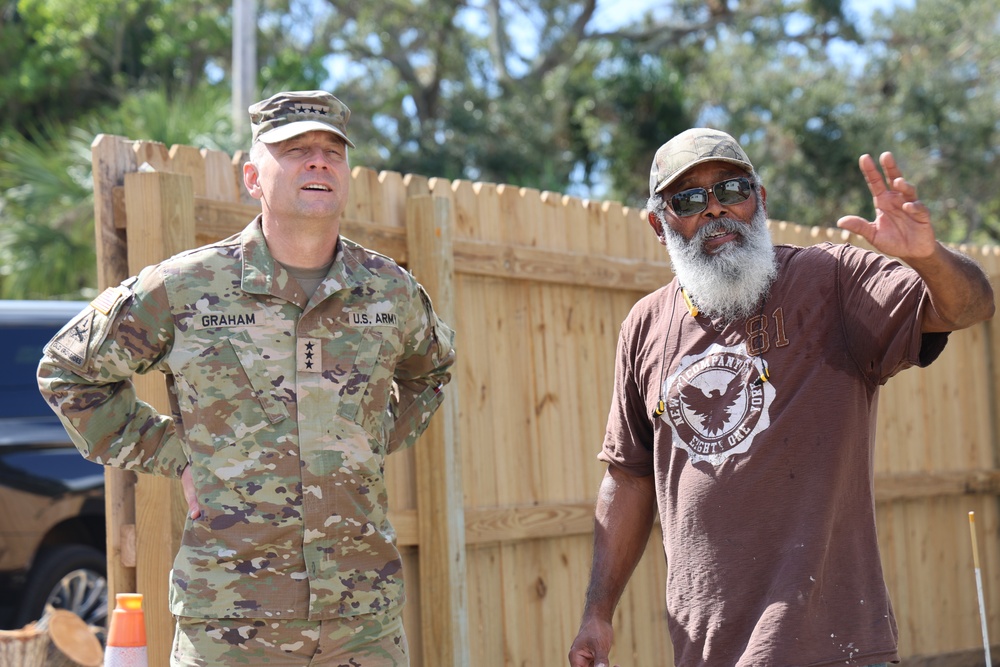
top-left (37, 218), bottom-right (456, 620)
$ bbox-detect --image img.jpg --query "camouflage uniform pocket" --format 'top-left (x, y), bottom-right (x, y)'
top-left (180, 330), bottom-right (289, 449)
top-left (335, 329), bottom-right (393, 441)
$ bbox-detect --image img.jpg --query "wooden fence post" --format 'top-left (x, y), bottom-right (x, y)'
top-left (90, 134), bottom-right (141, 615)
top-left (405, 195), bottom-right (470, 666)
top-left (122, 170), bottom-right (196, 667)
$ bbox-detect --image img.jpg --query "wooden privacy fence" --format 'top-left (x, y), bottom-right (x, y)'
top-left (90, 134), bottom-right (1000, 667)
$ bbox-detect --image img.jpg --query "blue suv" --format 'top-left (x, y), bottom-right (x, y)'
top-left (0, 300), bottom-right (107, 638)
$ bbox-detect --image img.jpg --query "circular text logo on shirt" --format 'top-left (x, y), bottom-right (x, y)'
top-left (661, 343), bottom-right (775, 466)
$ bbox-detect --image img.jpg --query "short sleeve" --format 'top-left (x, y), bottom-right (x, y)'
top-left (598, 319), bottom-right (655, 476)
top-left (835, 244), bottom-right (948, 384)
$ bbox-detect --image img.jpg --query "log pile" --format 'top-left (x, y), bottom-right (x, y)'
top-left (0, 607), bottom-right (103, 667)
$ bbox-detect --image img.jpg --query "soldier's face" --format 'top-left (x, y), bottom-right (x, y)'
top-left (245, 131), bottom-right (351, 225)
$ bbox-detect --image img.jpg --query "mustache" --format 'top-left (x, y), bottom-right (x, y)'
top-left (691, 217), bottom-right (748, 246)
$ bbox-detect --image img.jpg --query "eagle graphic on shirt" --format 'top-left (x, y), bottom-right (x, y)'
top-left (661, 342), bottom-right (775, 465)
top-left (678, 373), bottom-right (745, 436)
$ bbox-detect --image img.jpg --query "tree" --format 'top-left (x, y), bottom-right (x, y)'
top-left (257, 0), bottom-right (864, 201)
top-left (0, 0), bottom-right (231, 135)
top-left (863, 0), bottom-right (1000, 244)
top-left (0, 123), bottom-right (95, 299)
top-left (0, 86), bottom-right (234, 299)
top-left (5, 0), bottom-right (998, 298)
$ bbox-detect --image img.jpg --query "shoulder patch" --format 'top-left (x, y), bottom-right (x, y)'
top-left (46, 278), bottom-right (136, 370)
top-left (46, 309), bottom-right (95, 369)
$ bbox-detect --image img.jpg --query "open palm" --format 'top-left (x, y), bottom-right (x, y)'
top-left (836, 152), bottom-right (937, 261)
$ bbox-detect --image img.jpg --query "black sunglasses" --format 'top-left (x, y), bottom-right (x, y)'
top-left (669, 176), bottom-right (754, 217)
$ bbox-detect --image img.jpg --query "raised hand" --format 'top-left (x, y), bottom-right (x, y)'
top-left (836, 152), bottom-right (937, 261)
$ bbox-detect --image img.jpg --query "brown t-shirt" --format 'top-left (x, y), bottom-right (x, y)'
top-left (600, 243), bottom-right (948, 667)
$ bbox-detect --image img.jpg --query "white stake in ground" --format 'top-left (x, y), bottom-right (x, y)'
top-left (969, 511), bottom-right (992, 667)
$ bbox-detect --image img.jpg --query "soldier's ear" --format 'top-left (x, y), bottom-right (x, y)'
top-left (243, 161), bottom-right (262, 200)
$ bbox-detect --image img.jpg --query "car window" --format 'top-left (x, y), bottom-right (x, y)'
top-left (0, 301), bottom-right (86, 420)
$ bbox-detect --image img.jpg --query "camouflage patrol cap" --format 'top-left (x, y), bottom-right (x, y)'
top-left (649, 128), bottom-right (754, 197)
top-left (249, 90), bottom-right (356, 147)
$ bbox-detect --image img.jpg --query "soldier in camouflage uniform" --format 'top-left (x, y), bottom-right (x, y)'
top-left (38, 90), bottom-right (456, 666)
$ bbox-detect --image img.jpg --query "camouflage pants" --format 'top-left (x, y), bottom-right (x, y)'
top-left (170, 606), bottom-right (408, 666)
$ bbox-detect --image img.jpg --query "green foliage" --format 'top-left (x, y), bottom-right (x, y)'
top-left (1, 0), bottom-right (230, 132)
top-left (82, 85), bottom-right (238, 153)
top-left (2, 0), bottom-right (999, 299)
top-left (863, 0), bottom-right (1000, 244)
top-left (569, 44), bottom-right (692, 207)
top-left (687, 37), bottom-right (884, 227)
top-left (0, 123), bottom-right (95, 299)
top-left (0, 85), bottom-right (236, 299)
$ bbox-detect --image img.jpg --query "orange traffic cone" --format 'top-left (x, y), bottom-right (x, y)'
top-left (104, 593), bottom-right (148, 667)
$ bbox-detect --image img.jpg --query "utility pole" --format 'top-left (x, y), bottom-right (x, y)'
top-left (232, 0), bottom-right (257, 143)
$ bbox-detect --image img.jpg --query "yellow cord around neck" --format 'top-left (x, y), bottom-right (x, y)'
top-left (681, 288), bottom-right (699, 317)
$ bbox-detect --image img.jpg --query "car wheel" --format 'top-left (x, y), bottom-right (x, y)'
top-left (14, 544), bottom-right (108, 642)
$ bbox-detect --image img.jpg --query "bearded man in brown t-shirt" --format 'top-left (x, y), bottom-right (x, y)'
top-left (568, 129), bottom-right (995, 667)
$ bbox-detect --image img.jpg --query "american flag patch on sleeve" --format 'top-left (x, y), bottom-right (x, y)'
top-left (90, 286), bottom-right (124, 315)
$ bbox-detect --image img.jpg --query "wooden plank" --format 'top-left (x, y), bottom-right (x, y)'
top-left (386, 467), bottom-right (1000, 548)
top-left (456, 184), bottom-right (501, 510)
top-left (876, 501), bottom-right (910, 651)
top-left (544, 195), bottom-right (585, 503)
top-left (457, 181), bottom-right (504, 667)
top-left (167, 144), bottom-right (207, 196)
top-left (91, 135), bottom-right (135, 290)
top-left (450, 180), bottom-right (479, 241)
top-left (474, 182), bottom-right (504, 242)
top-left (201, 147), bottom-right (241, 201)
top-left (378, 170), bottom-right (409, 229)
top-left (568, 195), bottom-right (608, 500)
top-left (89, 134), bottom-right (139, 615)
top-left (453, 237), bottom-right (671, 292)
top-left (123, 170), bottom-right (196, 667)
top-left (190, 197), bottom-right (260, 243)
top-left (466, 544), bottom-right (503, 666)
top-left (504, 536), bottom-right (585, 665)
top-left (132, 141), bottom-right (171, 173)
top-left (464, 502), bottom-right (596, 545)
top-left (874, 469), bottom-right (1000, 503)
top-left (348, 165), bottom-right (376, 224)
top-left (399, 548), bottom-right (423, 667)
top-left (405, 195), bottom-right (470, 667)
top-left (612, 526), bottom-right (670, 665)
top-left (114, 193), bottom-right (678, 292)
top-left (231, 150), bottom-right (256, 206)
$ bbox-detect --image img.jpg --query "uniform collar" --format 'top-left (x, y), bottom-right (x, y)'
top-left (239, 217), bottom-right (374, 307)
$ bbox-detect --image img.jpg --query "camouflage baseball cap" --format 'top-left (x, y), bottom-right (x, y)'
top-left (249, 90), bottom-right (356, 147)
top-left (649, 128), bottom-right (754, 197)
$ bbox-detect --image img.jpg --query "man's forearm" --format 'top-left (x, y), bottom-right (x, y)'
top-left (39, 368), bottom-right (185, 476)
top-left (581, 466), bottom-right (658, 621)
top-left (910, 243), bottom-right (995, 332)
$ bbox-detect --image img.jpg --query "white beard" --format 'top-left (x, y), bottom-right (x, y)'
top-left (663, 198), bottom-right (777, 322)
